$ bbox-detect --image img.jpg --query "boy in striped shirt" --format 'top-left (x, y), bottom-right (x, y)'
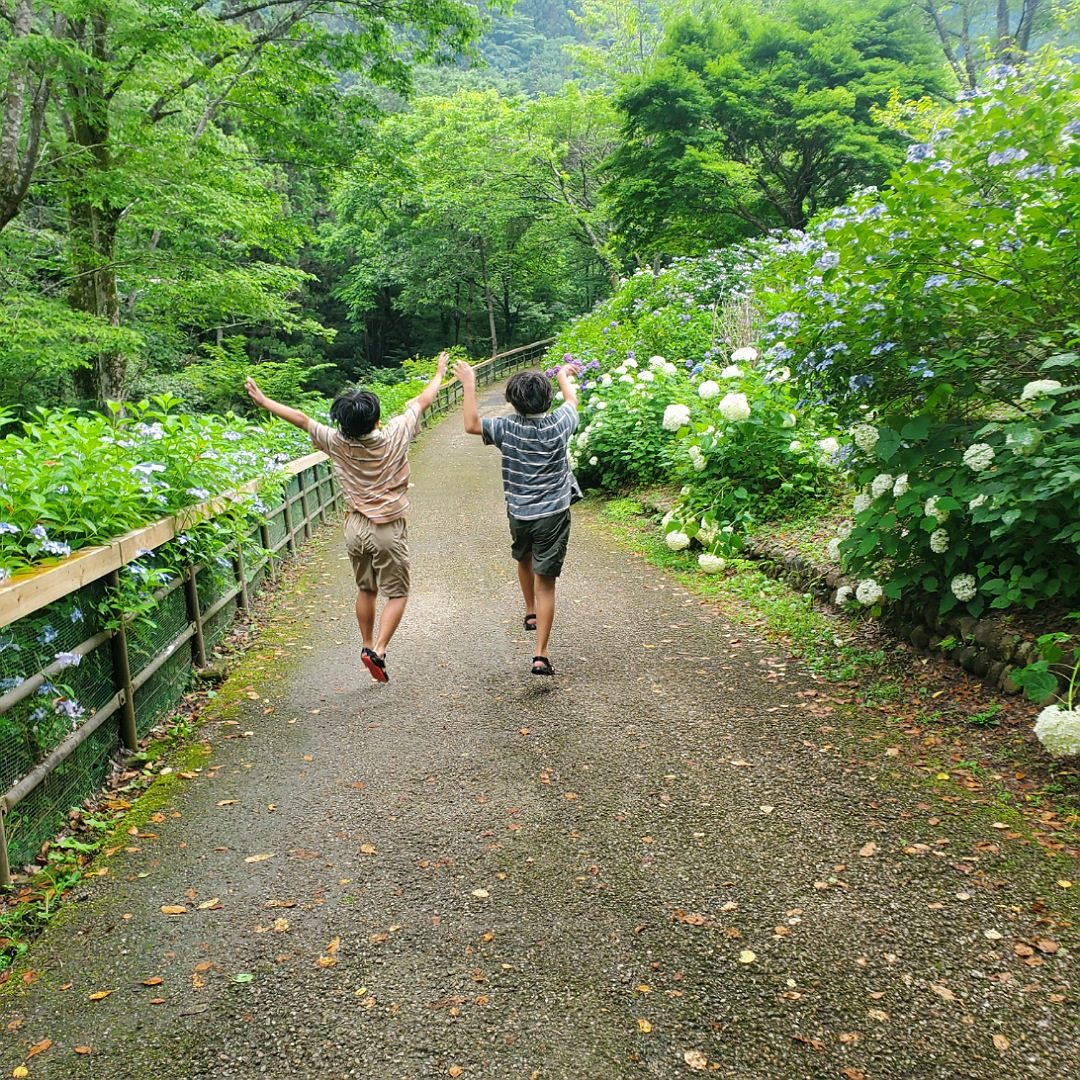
top-left (245, 351), bottom-right (448, 683)
top-left (453, 360), bottom-right (579, 676)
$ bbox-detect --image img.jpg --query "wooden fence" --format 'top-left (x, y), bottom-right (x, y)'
top-left (0, 339), bottom-right (554, 887)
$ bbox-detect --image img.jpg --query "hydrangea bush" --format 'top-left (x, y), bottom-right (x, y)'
top-left (0, 397), bottom-right (311, 579)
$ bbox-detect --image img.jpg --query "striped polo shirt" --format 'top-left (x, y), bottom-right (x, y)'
top-left (309, 405), bottom-right (421, 523)
top-left (481, 403), bottom-right (579, 521)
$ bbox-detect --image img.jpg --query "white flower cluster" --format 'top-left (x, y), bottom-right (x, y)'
top-left (688, 445), bottom-right (707, 471)
top-left (720, 366), bottom-right (742, 379)
top-left (834, 585), bottom-right (854, 605)
top-left (818, 437), bottom-right (840, 455)
top-left (665, 531), bottom-right (691, 551)
top-left (963, 443), bottom-right (994, 471)
top-left (1034, 704), bottom-right (1080, 758)
top-left (698, 380), bottom-right (721, 400)
top-left (950, 574), bottom-right (977, 602)
top-left (851, 423), bottom-right (880, 453)
top-left (698, 553), bottom-right (726, 574)
top-left (929, 528), bottom-right (950, 554)
top-left (731, 347), bottom-right (758, 363)
top-left (871, 473), bottom-right (894, 499)
top-left (663, 404), bottom-right (691, 431)
top-left (969, 493), bottom-right (987, 510)
top-left (697, 520), bottom-right (718, 546)
top-left (827, 538), bottom-right (842, 560)
top-left (924, 495), bottom-right (949, 523)
top-left (1020, 379), bottom-right (1062, 401)
top-left (892, 474), bottom-right (910, 497)
top-left (781, 413), bottom-right (796, 428)
top-left (856, 579), bottom-right (883, 606)
top-left (853, 493), bottom-right (872, 515)
top-left (718, 392), bottom-right (750, 422)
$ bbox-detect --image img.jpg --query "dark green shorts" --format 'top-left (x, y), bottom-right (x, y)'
top-left (508, 509), bottom-right (572, 578)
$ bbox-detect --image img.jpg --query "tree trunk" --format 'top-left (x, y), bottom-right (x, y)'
top-left (1016, 0), bottom-right (1042, 53)
top-left (0, 0), bottom-right (49, 230)
top-left (65, 8), bottom-right (126, 403)
top-left (996, 0), bottom-right (1014, 58)
top-left (476, 235), bottom-right (498, 357)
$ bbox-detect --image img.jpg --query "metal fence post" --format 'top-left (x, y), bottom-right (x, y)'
top-left (106, 570), bottom-right (139, 752)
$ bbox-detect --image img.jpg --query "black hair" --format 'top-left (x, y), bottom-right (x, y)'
top-left (329, 390), bottom-right (381, 439)
top-left (505, 370), bottom-right (553, 416)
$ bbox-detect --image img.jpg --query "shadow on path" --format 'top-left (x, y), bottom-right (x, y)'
top-left (2, 387), bottom-right (1078, 1079)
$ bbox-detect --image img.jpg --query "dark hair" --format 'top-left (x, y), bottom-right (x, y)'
top-left (329, 390), bottom-right (381, 439)
top-left (505, 370), bottom-right (553, 416)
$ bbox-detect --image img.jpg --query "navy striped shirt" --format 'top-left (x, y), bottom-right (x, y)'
top-left (481, 404), bottom-right (579, 520)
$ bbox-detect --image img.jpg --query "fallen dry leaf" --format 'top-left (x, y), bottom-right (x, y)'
top-left (244, 853), bottom-right (274, 863)
top-left (859, 842), bottom-right (877, 858)
top-left (449, 1068), bottom-right (464, 1079)
top-left (867, 1009), bottom-right (889, 1022)
top-left (74, 1046), bottom-right (92, 1055)
top-left (88, 990), bottom-right (113, 1001)
top-left (637, 1018), bottom-right (652, 1033)
top-left (26, 1039), bottom-right (52, 1058)
top-left (142, 977), bottom-right (163, 986)
top-left (160, 905), bottom-right (187, 916)
top-left (930, 984), bottom-right (957, 1002)
top-left (359, 844), bottom-right (377, 855)
top-left (683, 1049), bottom-right (708, 1071)
top-left (738, 950), bottom-right (757, 964)
top-left (197, 898), bottom-right (221, 910)
top-left (993, 1033), bottom-right (1010, 1051)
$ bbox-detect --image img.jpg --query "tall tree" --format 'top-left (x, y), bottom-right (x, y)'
top-left (603, 0), bottom-right (951, 257)
top-left (2, 0), bottom-right (497, 403)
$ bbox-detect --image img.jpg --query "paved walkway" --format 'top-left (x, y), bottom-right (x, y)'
top-left (2, 387), bottom-right (1077, 1079)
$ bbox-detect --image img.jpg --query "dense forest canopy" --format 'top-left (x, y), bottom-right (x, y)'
top-left (2, 0), bottom-right (1076, 410)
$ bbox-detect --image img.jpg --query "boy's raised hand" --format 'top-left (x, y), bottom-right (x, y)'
top-left (453, 359), bottom-right (476, 388)
top-left (245, 376), bottom-right (269, 409)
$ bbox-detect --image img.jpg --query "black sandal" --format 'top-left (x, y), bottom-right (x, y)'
top-left (530, 655), bottom-right (554, 676)
top-left (523, 613), bottom-right (537, 631)
top-left (361, 646), bottom-right (389, 683)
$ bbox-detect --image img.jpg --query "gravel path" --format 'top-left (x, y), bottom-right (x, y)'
top-left (2, 389), bottom-right (1078, 1080)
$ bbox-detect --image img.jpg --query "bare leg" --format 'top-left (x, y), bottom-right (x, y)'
top-left (534, 573), bottom-right (557, 661)
top-left (516, 555), bottom-right (535, 618)
top-left (355, 589), bottom-right (377, 650)
top-left (374, 595), bottom-right (408, 657)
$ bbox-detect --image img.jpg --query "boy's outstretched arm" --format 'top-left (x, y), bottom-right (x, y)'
top-left (245, 377), bottom-right (312, 432)
top-left (453, 359), bottom-right (482, 435)
top-left (556, 365), bottom-right (579, 410)
top-left (408, 351), bottom-right (450, 415)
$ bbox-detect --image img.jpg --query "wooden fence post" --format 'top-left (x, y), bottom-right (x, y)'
top-left (185, 566), bottom-right (208, 668)
top-left (107, 570), bottom-right (139, 752)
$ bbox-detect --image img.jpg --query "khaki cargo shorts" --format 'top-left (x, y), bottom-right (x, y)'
top-left (343, 512), bottom-right (410, 597)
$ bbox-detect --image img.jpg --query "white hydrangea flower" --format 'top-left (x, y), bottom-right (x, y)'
top-left (649, 355), bottom-right (667, 369)
top-left (589, 455), bottom-right (598, 466)
top-left (1006, 428), bottom-right (1040, 455)
top-left (697, 521), bottom-right (718, 546)
top-left (834, 585), bottom-right (854, 605)
top-left (720, 366), bottom-right (742, 379)
top-left (892, 474), bottom-right (909, 497)
top-left (924, 495), bottom-right (949, 523)
top-left (950, 574), bottom-right (977, 602)
top-left (718, 392), bottom-right (750, 422)
top-left (680, 486), bottom-right (691, 496)
top-left (855, 578), bottom-right (883, 605)
top-left (595, 399), bottom-right (607, 410)
top-left (818, 437), bottom-right (840, 455)
top-left (788, 440), bottom-right (803, 452)
top-left (624, 358), bottom-right (638, 369)
top-left (853, 493), bottom-right (872, 515)
top-left (665, 531), bottom-right (691, 552)
top-left (662, 403), bottom-right (691, 431)
top-left (963, 443), bottom-right (995, 471)
top-left (663, 362), bottom-right (678, 376)
top-left (1034, 705), bottom-right (1080, 758)
top-left (969, 493), bottom-right (987, 510)
top-left (619, 374), bottom-right (635, 384)
top-left (639, 370), bottom-right (655, 382)
top-left (698, 553), bottom-right (726, 574)
top-left (731, 347), bottom-right (758, 363)
top-left (698, 380), bottom-right (721, 400)
top-left (1020, 379), bottom-right (1061, 401)
top-left (688, 446), bottom-right (707, 472)
top-left (851, 422), bottom-right (880, 453)
top-left (836, 521), bottom-right (853, 540)
top-left (827, 538), bottom-right (842, 560)
top-left (772, 367), bottom-right (791, 383)
top-left (600, 375), bottom-right (612, 387)
top-left (871, 473), bottom-right (894, 499)
top-left (930, 528), bottom-right (950, 554)
top-left (614, 365), bottom-right (627, 375)
top-left (577, 431), bottom-right (589, 448)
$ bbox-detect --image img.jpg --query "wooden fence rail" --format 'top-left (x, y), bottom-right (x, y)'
top-left (0, 338), bottom-right (554, 887)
